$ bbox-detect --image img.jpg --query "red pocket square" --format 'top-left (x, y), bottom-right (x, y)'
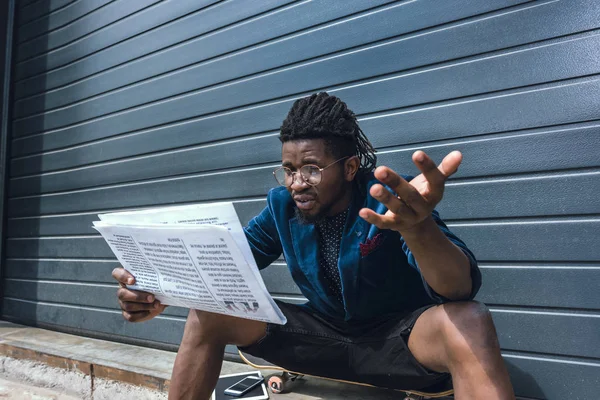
top-left (360, 233), bottom-right (385, 257)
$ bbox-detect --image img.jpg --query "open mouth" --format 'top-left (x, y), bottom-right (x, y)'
top-left (294, 196), bottom-right (316, 210)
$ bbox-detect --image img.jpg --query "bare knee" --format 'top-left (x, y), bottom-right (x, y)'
top-left (181, 309), bottom-right (225, 346)
top-left (444, 301), bottom-right (493, 328)
top-left (439, 301), bottom-right (500, 357)
top-left (181, 309), bottom-right (266, 348)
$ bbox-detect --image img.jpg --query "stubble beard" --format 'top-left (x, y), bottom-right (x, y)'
top-left (294, 203), bottom-right (332, 225)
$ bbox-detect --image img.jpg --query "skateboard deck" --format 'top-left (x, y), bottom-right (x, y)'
top-left (239, 350), bottom-right (453, 399)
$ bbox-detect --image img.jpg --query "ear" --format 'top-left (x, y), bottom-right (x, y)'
top-left (344, 156), bottom-right (360, 182)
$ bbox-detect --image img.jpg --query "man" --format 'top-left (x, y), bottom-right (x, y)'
top-left (113, 93), bottom-right (515, 399)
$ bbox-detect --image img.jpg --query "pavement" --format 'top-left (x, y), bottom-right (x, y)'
top-left (0, 321), bottom-right (418, 400)
top-left (0, 377), bottom-right (79, 399)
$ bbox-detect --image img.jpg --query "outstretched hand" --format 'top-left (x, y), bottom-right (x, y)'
top-left (359, 150), bottom-right (462, 233)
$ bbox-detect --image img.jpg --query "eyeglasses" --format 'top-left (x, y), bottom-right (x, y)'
top-left (273, 157), bottom-right (349, 187)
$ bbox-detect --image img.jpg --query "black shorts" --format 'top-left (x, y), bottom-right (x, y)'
top-left (239, 301), bottom-right (449, 391)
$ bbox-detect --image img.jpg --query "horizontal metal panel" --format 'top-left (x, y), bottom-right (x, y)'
top-left (17, 0), bottom-right (74, 25)
top-left (440, 172), bottom-right (600, 219)
top-left (4, 259), bottom-right (120, 283)
top-left (452, 221), bottom-right (600, 262)
top-left (3, 258), bottom-right (296, 292)
top-left (7, 213), bottom-right (105, 236)
top-left (2, 279), bottom-right (189, 318)
top-left (9, 117), bottom-right (600, 197)
top-left (2, 263), bottom-right (302, 321)
top-left (12, 71), bottom-right (600, 162)
top-left (13, 0), bottom-right (528, 118)
top-left (6, 236), bottom-right (111, 258)
top-left (6, 199), bottom-right (268, 237)
top-left (3, 262), bottom-right (298, 317)
top-left (11, 85), bottom-right (600, 179)
top-left (7, 165), bottom-right (599, 219)
top-left (2, 297), bottom-right (186, 345)
top-left (491, 309), bottom-right (600, 358)
top-left (362, 76), bottom-right (600, 148)
top-left (5, 279), bottom-right (121, 310)
top-left (7, 262), bottom-right (599, 310)
top-left (13, 0), bottom-right (388, 102)
top-left (375, 123), bottom-right (600, 180)
top-left (13, 31), bottom-right (600, 176)
top-left (6, 220), bottom-right (599, 262)
top-left (10, 133), bottom-right (281, 192)
top-left (17, 0), bottom-right (40, 10)
top-left (14, 0), bottom-right (188, 80)
top-left (13, 0), bottom-right (600, 137)
top-left (503, 354), bottom-right (600, 400)
top-left (5, 257), bottom-right (600, 311)
top-left (477, 267), bottom-right (600, 310)
top-left (16, 26), bottom-right (600, 138)
top-left (8, 167), bottom-right (277, 217)
top-left (4, 279), bottom-right (599, 358)
top-left (8, 259), bottom-right (597, 310)
top-left (17, 0), bottom-right (285, 67)
top-left (260, 263), bottom-right (302, 295)
top-left (16, 0), bottom-right (111, 46)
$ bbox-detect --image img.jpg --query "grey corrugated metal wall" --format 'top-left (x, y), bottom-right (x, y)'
top-left (0, 0), bottom-right (15, 297)
top-left (1, 0), bottom-right (599, 398)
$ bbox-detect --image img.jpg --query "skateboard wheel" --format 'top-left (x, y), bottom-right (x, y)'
top-left (268, 375), bottom-right (286, 394)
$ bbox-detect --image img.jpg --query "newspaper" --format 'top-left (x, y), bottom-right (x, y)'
top-left (93, 202), bottom-right (286, 325)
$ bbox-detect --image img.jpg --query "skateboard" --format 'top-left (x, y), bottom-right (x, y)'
top-left (239, 351), bottom-right (453, 400)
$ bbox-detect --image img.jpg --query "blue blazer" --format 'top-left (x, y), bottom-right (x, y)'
top-left (244, 174), bottom-right (481, 322)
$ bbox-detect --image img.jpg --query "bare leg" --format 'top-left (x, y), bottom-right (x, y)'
top-left (408, 301), bottom-right (515, 400)
top-left (169, 310), bottom-right (267, 400)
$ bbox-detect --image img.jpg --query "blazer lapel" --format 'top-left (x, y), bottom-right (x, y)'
top-left (289, 217), bottom-right (322, 289)
top-left (337, 184), bottom-right (369, 315)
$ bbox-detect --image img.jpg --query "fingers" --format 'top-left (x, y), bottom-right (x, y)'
top-left (412, 150), bottom-right (462, 184)
top-left (112, 267), bottom-right (135, 286)
top-left (361, 151), bottom-right (462, 231)
top-left (438, 150), bottom-right (462, 178)
top-left (118, 293), bottom-right (162, 321)
top-left (412, 151), bottom-right (444, 187)
top-left (120, 299), bottom-right (161, 313)
top-left (117, 286), bottom-right (159, 315)
top-left (122, 310), bottom-right (151, 322)
top-left (121, 300), bottom-right (166, 323)
top-left (117, 287), bottom-right (155, 303)
top-left (123, 303), bottom-right (167, 322)
top-left (359, 208), bottom-right (400, 230)
top-left (113, 266), bottom-right (166, 323)
top-left (372, 167), bottom-right (428, 215)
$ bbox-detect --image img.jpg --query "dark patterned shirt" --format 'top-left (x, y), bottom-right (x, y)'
top-left (315, 208), bottom-right (349, 305)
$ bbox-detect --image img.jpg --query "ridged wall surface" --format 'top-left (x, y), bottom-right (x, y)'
top-left (3, 1), bottom-right (599, 398)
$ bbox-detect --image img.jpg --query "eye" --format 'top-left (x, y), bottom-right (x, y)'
top-left (302, 166), bottom-right (321, 185)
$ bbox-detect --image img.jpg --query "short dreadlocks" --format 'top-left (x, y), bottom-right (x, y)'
top-left (279, 92), bottom-right (377, 183)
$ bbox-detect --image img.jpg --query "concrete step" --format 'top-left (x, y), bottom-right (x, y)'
top-left (0, 376), bottom-right (80, 400)
top-left (1, 321), bottom-right (430, 399)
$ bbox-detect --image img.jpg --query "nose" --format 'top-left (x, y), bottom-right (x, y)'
top-left (289, 172), bottom-right (309, 191)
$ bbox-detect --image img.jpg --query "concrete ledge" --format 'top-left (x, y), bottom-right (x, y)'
top-left (0, 343), bottom-right (92, 376)
top-left (0, 321), bottom-right (175, 394)
top-left (0, 343), bottom-right (171, 392)
top-left (0, 321), bottom-right (256, 399)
